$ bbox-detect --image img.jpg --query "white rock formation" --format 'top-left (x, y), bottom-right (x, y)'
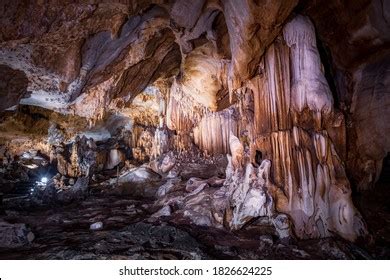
top-left (283, 15), bottom-right (333, 121)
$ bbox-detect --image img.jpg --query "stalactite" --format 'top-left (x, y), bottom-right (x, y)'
top-left (283, 15), bottom-right (333, 128)
top-left (166, 79), bottom-right (209, 133)
top-left (193, 107), bottom-right (239, 155)
top-left (220, 15), bottom-right (367, 241)
top-left (141, 13), bottom-right (367, 242)
top-left (264, 38), bottom-right (291, 132)
top-left (131, 125), bottom-right (155, 162)
top-left (234, 15), bottom-right (363, 241)
top-left (131, 125), bottom-right (144, 149)
top-left (151, 127), bottom-right (170, 159)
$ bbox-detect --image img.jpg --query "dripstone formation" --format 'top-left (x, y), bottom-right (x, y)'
top-left (0, 0), bottom-right (389, 259)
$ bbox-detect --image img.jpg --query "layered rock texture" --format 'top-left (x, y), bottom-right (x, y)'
top-left (0, 0), bottom-right (389, 258)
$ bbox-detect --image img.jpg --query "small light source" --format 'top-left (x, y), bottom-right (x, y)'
top-left (41, 177), bottom-right (48, 184)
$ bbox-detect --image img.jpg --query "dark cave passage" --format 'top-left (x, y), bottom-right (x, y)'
top-left (378, 153), bottom-right (390, 184)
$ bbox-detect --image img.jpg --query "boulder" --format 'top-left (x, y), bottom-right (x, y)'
top-left (90, 221), bottom-right (104, 231)
top-left (151, 205), bottom-right (172, 218)
top-left (116, 166), bottom-right (162, 197)
top-left (272, 214), bottom-right (294, 244)
top-left (0, 220), bottom-right (35, 249)
top-left (185, 177), bottom-right (207, 193)
top-left (149, 152), bottom-right (176, 174)
top-left (156, 178), bottom-right (182, 198)
top-left (159, 153), bottom-right (176, 173)
top-left (119, 166), bottom-right (161, 185)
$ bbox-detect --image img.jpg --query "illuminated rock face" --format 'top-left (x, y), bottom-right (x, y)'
top-left (251, 16), bottom-right (366, 241)
top-left (1, 1), bottom-right (388, 244)
top-left (165, 15), bottom-right (368, 241)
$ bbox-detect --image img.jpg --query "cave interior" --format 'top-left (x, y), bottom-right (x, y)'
top-left (0, 0), bottom-right (389, 259)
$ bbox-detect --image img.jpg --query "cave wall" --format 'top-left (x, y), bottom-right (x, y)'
top-left (302, 0), bottom-right (390, 191)
top-left (0, 65), bottom-right (28, 112)
top-left (348, 56), bottom-right (390, 190)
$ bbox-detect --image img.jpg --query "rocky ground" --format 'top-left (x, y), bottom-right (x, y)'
top-left (0, 175), bottom-right (387, 260)
top-left (0, 149), bottom-right (388, 260)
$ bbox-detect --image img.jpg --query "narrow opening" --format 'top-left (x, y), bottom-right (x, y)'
top-left (255, 150), bottom-right (263, 166)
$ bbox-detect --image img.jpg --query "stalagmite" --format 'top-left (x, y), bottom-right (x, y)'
top-left (2, 0), bottom-right (388, 261)
top-left (228, 160), bottom-right (275, 230)
top-left (165, 14), bottom-right (368, 242)
top-left (229, 133), bottom-right (244, 170)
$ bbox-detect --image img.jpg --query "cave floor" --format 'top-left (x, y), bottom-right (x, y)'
top-left (0, 187), bottom-right (385, 260)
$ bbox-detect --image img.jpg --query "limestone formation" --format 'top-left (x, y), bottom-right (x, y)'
top-left (227, 159), bottom-right (275, 230)
top-left (0, 0), bottom-right (389, 259)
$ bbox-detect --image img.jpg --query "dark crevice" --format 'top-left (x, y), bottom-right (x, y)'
top-left (378, 152), bottom-right (390, 184)
top-left (255, 150), bottom-right (263, 166)
top-left (315, 36), bottom-right (340, 109)
top-left (212, 12), bottom-right (231, 59)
